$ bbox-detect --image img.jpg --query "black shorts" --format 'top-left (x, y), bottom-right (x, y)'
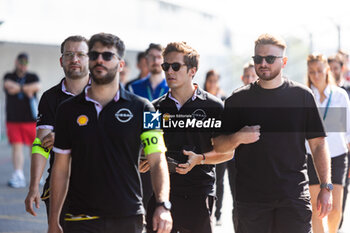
top-left (307, 153), bottom-right (348, 186)
top-left (233, 198), bottom-right (312, 233)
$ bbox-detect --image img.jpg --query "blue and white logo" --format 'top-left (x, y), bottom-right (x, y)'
top-left (144, 110), bottom-right (161, 129)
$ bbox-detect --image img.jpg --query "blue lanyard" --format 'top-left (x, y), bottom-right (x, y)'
top-left (323, 89), bottom-right (333, 120)
top-left (146, 85), bottom-right (165, 101)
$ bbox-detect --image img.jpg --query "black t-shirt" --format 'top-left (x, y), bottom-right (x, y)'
top-left (220, 79), bottom-right (326, 202)
top-left (4, 72), bottom-right (39, 122)
top-left (36, 78), bottom-right (77, 195)
top-left (153, 87), bottom-right (224, 196)
top-left (53, 85), bottom-right (154, 217)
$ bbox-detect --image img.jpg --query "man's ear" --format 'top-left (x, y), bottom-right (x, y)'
top-left (282, 57), bottom-right (288, 68)
top-left (188, 67), bottom-right (197, 78)
top-left (59, 57), bottom-right (63, 68)
top-left (118, 60), bottom-right (125, 72)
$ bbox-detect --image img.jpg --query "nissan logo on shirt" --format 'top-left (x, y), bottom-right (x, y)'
top-left (115, 108), bottom-right (134, 123)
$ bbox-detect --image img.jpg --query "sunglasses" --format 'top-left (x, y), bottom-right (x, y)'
top-left (252, 55), bottom-right (283, 64)
top-left (88, 51), bottom-right (118, 61)
top-left (161, 62), bottom-right (186, 72)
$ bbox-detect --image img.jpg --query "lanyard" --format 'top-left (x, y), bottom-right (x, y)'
top-left (323, 89), bottom-right (333, 120)
top-left (146, 85), bottom-right (165, 101)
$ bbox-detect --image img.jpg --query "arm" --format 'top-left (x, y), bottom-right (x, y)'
top-left (176, 150), bottom-right (233, 175)
top-left (47, 153), bottom-right (71, 233)
top-left (25, 129), bottom-right (54, 216)
top-left (23, 82), bottom-right (41, 98)
top-left (3, 79), bottom-right (21, 95)
top-left (212, 125), bottom-right (260, 153)
top-left (148, 152), bottom-right (172, 233)
top-left (308, 137), bottom-right (332, 218)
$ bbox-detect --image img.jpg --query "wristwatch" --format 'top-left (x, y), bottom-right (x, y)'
top-left (156, 201), bottom-right (172, 211)
top-left (320, 183), bottom-right (333, 191)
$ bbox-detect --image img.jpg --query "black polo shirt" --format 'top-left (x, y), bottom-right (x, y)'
top-left (219, 79), bottom-right (326, 203)
top-left (36, 78), bottom-right (79, 197)
top-left (152, 86), bottom-right (224, 196)
top-left (4, 71), bottom-right (39, 122)
top-left (53, 85), bottom-right (155, 217)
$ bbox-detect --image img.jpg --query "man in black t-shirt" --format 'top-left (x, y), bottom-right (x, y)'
top-left (3, 53), bottom-right (40, 188)
top-left (24, 35), bottom-right (90, 229)
top-left (146, 42), bottom-right (258, 233)
top-left (48, 33), bottom-right (172, 233)
top-left (213, 34), bottom-right (333, 233)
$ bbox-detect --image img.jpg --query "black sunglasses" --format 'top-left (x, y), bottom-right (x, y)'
top-left (161, 62), bottom-right (186, 72)
top-left (88, 51), bottom-right (118, 61)
top-left (252, 55), bottom-right (283, 64)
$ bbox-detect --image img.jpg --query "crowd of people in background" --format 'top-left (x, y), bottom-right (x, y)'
top-left (2, 33), bottom-right (350, 233)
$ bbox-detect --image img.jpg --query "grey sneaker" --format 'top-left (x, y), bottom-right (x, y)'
top-left (7, 173), bottom-right (26, 188)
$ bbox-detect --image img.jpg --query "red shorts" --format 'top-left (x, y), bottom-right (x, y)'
top-left (6, 122), bottom-right (36, 145)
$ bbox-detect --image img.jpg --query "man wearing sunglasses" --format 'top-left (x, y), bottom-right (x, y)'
top-left (3, 53), bottom-right (40, 188)
top-left (145, 42), bottom-right (258, 233)
top-left (48, 33), bottom-right (172, 233)
top-left (24, 35), bottom-right (90, 230)
top-left (213, 34), bottom-right (332, 233)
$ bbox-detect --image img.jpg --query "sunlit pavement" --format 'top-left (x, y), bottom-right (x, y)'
top-left (0, 142), bottom-right (348, 233)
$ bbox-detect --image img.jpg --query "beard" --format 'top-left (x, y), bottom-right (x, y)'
top-left (150, 65), bottom-right (162, 75)
top-left (256, 67), bottom-right (281, 81)
top-left (90, 64), bottom-right (118, 85)
top-left (64, 65), bottom-right (89, 80)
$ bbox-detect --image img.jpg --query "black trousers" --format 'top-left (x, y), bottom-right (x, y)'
top-left (147, 194), bottom-right (215, 233)
top-left (65, 215), bottom-right (144, 233)
top-left (233, 198), bottom-right (312, 233)
top-left (215, 159), bottom-right (236, 221)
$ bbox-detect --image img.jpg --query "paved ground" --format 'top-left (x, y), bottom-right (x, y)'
top-left (0, 141), bottom-right (349, 233)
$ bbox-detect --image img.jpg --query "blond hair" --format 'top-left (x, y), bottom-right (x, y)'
top-left (255, 34), bottom-right (287, 50)
top-left (307, 53), bottom-right (334, 88)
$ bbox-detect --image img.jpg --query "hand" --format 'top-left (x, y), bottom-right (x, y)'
top-left (175, 150), bottom-right (202, 175)
top-left (25, 187), bottom-right (41, 216)
top-left (139, 159), bottom-right (150, 173)
top-left (47, 223), bottom-right (63, 233)
top-left (42, 132), bottom-right (55, 150)
top-left (152, 206), bottom-right (172, 233)
top-left (317, 188), bottom-right (332, 218)
top-left (236, 125), bottom-right (260, 144)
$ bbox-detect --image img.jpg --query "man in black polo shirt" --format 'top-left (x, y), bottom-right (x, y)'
top-left (213, 34), bottom-right (332, 233)
top-left (48, 33), bottom-right (172, 233)
top-left (4, 53), bottom-right (40, 188)
top-left (25, 35), bottom-right (90, 229)
top-left (146, 41), bottom-right (259, 233)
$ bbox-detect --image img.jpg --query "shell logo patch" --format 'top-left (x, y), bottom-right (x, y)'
top-left (77, 115), bottom-right (89, 126)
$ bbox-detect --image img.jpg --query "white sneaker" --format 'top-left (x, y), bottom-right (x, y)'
top-left (7, 173), bottom-right (26, 188)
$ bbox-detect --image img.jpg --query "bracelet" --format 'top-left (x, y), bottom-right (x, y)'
top-left (201, 153), bottom-right (206, 164)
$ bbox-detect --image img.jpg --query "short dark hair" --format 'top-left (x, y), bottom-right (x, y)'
top-left (163, 41), bottom-right (200, 71)
top-left (88, 33), bottom-right (125, 59)
top-left (145, 43), bottom-right (163, 56)
top-left (137, 52), bottom-right (146, 63)
top-left (328, 54), bottom-right (344, 67)
top-left (60, 35), bottom-right (88, 54)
